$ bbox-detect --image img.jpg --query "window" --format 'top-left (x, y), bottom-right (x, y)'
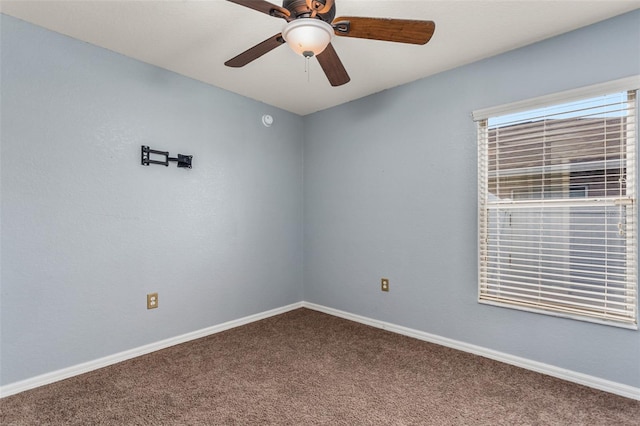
top-left (475, 78), bottom-right (638, 328)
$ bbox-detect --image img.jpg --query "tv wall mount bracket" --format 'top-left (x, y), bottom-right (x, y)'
top-left (141, 145), bottom-right (192, 169)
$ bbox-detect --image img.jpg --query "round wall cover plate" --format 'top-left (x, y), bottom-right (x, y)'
top-left (262, 114), bottom-right (273, 127)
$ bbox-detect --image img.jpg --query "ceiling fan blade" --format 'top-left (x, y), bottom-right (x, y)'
top-left (332, 17), bottom-right (435, 45)
top-left (226, 0), bottom-right (290, 19)
top-left (225, 33), bottom-right (285, 67)
top-left (316, 43), bottom-right (350, 87)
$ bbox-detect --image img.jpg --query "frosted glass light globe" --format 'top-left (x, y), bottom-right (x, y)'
top-left (282, 19), bottom-right (333, 57)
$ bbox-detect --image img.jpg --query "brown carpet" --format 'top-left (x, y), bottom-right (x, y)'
top-left (1, 308), bottom-right (638, 425)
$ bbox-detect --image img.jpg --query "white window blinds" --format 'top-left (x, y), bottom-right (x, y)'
top-left (477, 87), bottom-right (638, 328)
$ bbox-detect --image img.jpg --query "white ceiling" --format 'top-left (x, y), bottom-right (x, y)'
top-left (2, 0), bottom-right (639, 115)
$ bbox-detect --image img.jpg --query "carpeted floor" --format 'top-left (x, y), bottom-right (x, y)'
top-left (1, 308), bottom-right (639, 425)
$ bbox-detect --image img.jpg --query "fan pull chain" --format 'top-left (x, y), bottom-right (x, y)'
top-left (305, 55), bottom-right (311, 83)
top-left (302, 51), bottom-right (314, 83)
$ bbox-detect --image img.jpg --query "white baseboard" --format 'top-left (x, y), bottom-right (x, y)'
top-left (0, 302), bottom-right (303, 398)
top-left (302, 302), bottom-right (640, 401)
top-left (2, 300), bottom-right (638, 401)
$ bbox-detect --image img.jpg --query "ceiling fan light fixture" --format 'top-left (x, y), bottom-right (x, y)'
top-left (282, 19), bottom-right (333, 57)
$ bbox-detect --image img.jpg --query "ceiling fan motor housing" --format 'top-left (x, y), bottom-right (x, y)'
top-left (283, 0), bottom-right (336, 23)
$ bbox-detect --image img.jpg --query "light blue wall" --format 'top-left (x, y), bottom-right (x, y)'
top-left (303, 10), bottom-right (640, 387)
top-left (0, 14), bottom-right (304, 385)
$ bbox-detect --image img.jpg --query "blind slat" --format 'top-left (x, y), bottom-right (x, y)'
top-left (481, 285), bottom-right (633, 310)
top-left (483, 272), bottom-right (631, 293)
top-left (485, 264), bottom-right (631, 283)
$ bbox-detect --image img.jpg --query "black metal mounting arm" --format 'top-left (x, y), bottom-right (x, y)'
top-left (141, 145), bottom-right (192, 169)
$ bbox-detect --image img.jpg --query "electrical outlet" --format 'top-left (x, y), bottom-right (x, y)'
top-left (381, 278), bottom-right (389, 292)
top-left (147, 293), bottom-right (158, 309)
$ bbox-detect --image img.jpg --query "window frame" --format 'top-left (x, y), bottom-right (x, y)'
top-left (475, 77), bottom-right (640, 329)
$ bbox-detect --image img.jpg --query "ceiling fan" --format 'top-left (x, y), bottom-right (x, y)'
top-left (225, 0), bottom-right (436, 87)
